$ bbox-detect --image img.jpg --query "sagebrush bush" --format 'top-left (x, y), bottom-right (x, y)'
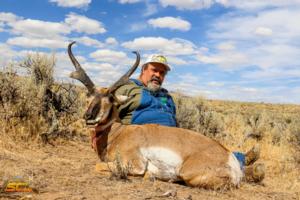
top-left (0, 53), bottom-right (85, 142)
top-left (20, 53), bottom-right (55, 86)
top-left (0, 69), bottom-right (18, 106)
top-left (244, 111), bottom-right (271, 140)
top-left (288, 117), bottom-right (300, 145)
top-left (173, 94), bottom-right (224, 138)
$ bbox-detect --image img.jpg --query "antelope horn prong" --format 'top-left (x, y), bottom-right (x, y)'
top-left (68, 41), bottom-right (96, 95)
top-left (108, 51), bottom-right (140, 93)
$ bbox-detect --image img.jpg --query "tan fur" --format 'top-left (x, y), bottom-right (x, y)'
top-left (92, 120), bottom-right (243, 189)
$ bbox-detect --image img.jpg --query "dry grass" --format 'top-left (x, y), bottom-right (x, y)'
top-left (108, 151), bottom-right (132, 181)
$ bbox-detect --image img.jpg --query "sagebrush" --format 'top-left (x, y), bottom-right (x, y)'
top-left (0, 53), bottom-right (86, 142)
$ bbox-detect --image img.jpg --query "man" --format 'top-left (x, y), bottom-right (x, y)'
top-left (113, 54), bottom-right (264, 182)
top-left (115, 54), bottom-right (176, 127)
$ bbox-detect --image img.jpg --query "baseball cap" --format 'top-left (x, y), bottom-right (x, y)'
top-left (143, 54), bottom-right (171, 71)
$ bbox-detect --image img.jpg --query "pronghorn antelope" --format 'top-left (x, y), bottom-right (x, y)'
top-left (68, 42), bottom-right (244, 189)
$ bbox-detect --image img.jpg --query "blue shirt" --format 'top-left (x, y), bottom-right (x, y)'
top-left (130, 79), bottom-right (177, 127)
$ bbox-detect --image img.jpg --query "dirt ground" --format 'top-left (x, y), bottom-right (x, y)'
top-left (0, 136), bottom-right (299, 200)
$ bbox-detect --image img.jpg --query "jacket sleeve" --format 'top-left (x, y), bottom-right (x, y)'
top-left (113, 81), bottom-right (142, 124)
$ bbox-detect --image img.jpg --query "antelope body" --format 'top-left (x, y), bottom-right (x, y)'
top-left (68, 42), bottom-right (244, 189)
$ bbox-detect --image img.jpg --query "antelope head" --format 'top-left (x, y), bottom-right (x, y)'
top-left (68, 41), bottom-right (140, 130)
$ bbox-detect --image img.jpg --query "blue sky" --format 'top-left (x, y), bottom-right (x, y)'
top-left (1, 0), bottom-right (300, 104)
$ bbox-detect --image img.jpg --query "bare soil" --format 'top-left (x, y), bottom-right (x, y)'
top-left (0, 137), bottom-right (299, 200)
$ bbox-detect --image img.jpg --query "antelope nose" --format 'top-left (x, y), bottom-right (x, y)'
top-left (84, 103), bottom-right (100, 121)
top-left (84, 111), bottom-right (97, 126)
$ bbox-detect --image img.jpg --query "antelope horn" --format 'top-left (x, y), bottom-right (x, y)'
top-left (108, 51), bottom-right (140, 93)
top-left (68, 41), bottom-right (96, 95)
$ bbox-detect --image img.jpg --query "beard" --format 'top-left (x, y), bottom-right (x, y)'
top-left (146, 76), bottom-right (162, 92)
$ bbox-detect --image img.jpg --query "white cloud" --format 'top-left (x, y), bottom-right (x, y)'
top-left (207, 81), bottom-right (224, 87)
top-left (205, 84), bottom-right (300, 104)
top-left (195, 3), bottom-right (300, 103)
top-left (122, 37), bottom-right (197, 56)
top-left (143, 2), bottom-right (158, 17)
top-left (166, 81), bottom-right (206, 96)
top-left (242, 68), bottom-right (300, 80)
top-left (69, 61), bottom-right (129, 87)
top-left (129, 23), bottom-right (148, 32)
top-left (225, 0), bottom-right (300, 11)
top-left (222, 85), bottom-right (261, 100)
top-left (7, 36), bottom-right (68, 49)
top-left (238, 87), bottom-right (257, 93)
top-left (0, 22), bottom-right (4, 32)
top-left (196, 41), bottom-right (248, 70)
top-left (79, 60), bottom-right (142, 87)
top-left (0, 43), bottom-right (17, 67)
top-left (0, 12), bottom-right (21, 23)
top-left (196, 51), bottom-right (249, 70)
top-left (54, 51), bottom-right (86, 79)
top-left (118, 0), bottom-right (141, 4)
top-left (105, 37), bottom-right (118, 46)
top-left (137, 52), bottom-right (189, 67)
top-left (167, 76), bottom-right (300, 104)
top-left (210, 9), bottom-right (300, 41)
top-left (248, 44), bottom-right (300, 69)
top-left (158, 0), bottom-right (300, 11)
top-left (216, 42), bottom-right (235, 51)
top-left (1, 12), bottom-right (106, 39)
top-left (148, 17), bottom-right (191, 31)
top-left (254, 27), bottom-right (273, 36)
top-left (205, 8), bottom-right (300, 70)
top-left (158, 0), bottom-right (225, 10)
top-left (52, 52), bottom-right (117, 86)
top-left (9, 19), bottom-right (70, 38)
top-left (83, 62), bottom-right (114, 72)
top-left (49, 0), bottom-right (91, 8)
top-left (65, 13), bottom-right (106, 34)
top-left (163, 73), bottom-right (204, 95)
top-left (167, 56), bottom-right (188, 66)
top-left (179, 73), bottom-right (199, 84)
top-left (159, 0), bottom-right (212, 10)
top-left (73, 36), bottom-right (104, 48)
top-left (89, 49), bottom-right (128, 64)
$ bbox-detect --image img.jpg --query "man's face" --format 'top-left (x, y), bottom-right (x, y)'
top-left (140, 63), bottom-right (168, 92)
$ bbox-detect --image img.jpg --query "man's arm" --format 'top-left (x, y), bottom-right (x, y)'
top-left (114, 81), bottom-right (142, 124)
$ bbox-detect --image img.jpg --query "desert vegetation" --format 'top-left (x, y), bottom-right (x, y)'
top-left (0, 53), bottom-right (87, 144)
top-left (0, 54), bottom-right (299, 199)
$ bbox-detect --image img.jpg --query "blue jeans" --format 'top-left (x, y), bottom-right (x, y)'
top-left (233, 152), bottom-right (245, 170)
